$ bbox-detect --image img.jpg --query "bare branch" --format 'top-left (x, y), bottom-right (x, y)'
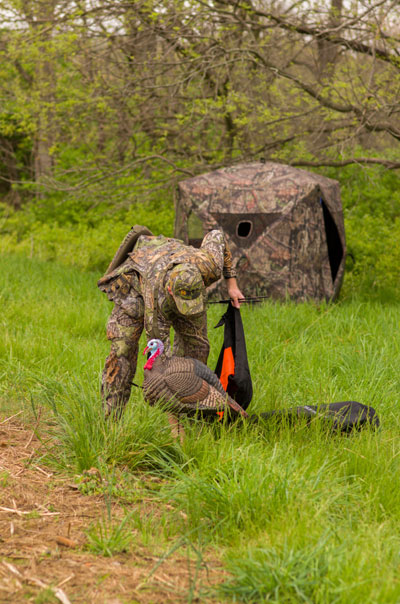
top-left (291, 157), bottom-right (400, 170)
top-left (208, 0), bottom-right (400, 68)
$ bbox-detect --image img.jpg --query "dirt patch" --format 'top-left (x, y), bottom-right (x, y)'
top-left (0, 417), bottom-right (225, 603)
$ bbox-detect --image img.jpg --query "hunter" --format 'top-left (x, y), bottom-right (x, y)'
top-left (98, 226), bottom-right (244, 418)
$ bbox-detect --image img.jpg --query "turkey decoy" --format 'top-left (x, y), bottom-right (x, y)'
top-left (142, 339), bottom-right (249, 421)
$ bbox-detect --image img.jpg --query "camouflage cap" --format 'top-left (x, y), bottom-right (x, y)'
top-left (167, 263), bottom-right (205, 316)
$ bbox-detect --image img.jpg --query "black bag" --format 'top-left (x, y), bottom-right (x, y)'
top-left (250, 401), bottom-right (380, 433)
top-left (214, 304), bottom-right (253, 410)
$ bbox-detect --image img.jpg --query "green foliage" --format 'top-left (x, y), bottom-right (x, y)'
top-left (0, 471), bottom-right (10, 487)
top-left (74, 467), bottom-right (141, 500)
top-left (322, 162), bottom-right (400, 300)
top-left (0, 191), bottom-right (174, 272)
top-left (34, 588), bottom-right (58, 604)
top-left (85, 514), bottom-right (134, 557)
top-left (4, 254), bottom-right (400, 601)
top-left (219, 540), bottom-right (335, 603)
top-left (219, 524), bottom-right (400, 603)
top-left (338, 163), bottom-right (400, 220)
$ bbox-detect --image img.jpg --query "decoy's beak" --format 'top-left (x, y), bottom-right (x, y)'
top-left (143, 345), bottom-right (149, 355)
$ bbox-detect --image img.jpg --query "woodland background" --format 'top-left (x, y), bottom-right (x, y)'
top-left (0, 0), bottom-right (400, 298)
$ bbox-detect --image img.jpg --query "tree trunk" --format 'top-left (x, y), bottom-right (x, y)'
top-left (0, 136), bottom-right (22, 209)
top-left (317, 0), bottom-right (343, 81)
top-left (25, 0), bottom-right (56, 194)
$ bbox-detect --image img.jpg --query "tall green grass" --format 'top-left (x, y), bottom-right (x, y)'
top-left (2, 253), bottom-right (400, 602)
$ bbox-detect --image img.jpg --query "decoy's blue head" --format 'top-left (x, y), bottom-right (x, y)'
top-left (143, 339), bottom-right (164, 357)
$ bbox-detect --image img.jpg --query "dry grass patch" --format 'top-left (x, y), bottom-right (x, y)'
top-left (0, 417), bottom-right (225, 604)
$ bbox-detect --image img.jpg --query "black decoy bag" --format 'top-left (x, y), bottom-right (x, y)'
top-left (250, 400), bottom-right (380, 433)
top-left (214, 304), bottom-right (253, 410)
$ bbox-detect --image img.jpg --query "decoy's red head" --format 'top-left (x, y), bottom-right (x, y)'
top-left (143, 339), bottom-right (164, 356)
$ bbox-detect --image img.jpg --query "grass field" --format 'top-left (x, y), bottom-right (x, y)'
top-left (1, 253), bottom-right (400, 603)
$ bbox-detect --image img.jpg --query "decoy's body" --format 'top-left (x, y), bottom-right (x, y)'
top-left (143, 339), bottom-right (248, 420)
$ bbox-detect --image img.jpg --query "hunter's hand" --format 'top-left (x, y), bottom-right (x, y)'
top-left (226, 279), bottom-right (245, 309)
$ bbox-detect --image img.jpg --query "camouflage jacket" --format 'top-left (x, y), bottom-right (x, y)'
top-left (98, 229), bottom-right (236, 335)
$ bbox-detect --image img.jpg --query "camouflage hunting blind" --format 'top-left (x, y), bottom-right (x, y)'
top-left (175, 162), bottom-right (346, 302)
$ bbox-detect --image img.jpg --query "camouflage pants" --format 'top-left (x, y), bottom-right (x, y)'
top-left (101, 294), bottom-right (209, 418)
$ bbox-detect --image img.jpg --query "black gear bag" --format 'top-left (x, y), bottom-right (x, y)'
top-left (214, 304), bottom-right (253, 410)
top-left (250, 400), bottom-right (380, 433)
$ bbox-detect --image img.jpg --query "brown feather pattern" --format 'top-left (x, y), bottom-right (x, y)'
top-left (143, 354), bottom-right (248, 418)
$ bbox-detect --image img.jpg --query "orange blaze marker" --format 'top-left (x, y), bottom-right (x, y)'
top-left (219, 346), bottom-right (235, 391)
